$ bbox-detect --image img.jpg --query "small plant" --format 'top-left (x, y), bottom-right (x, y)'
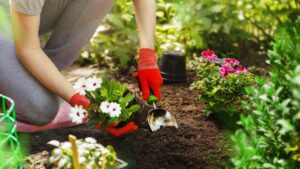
top-left (191, 49), bottom-right (254, 116)
top-left (71, 75), bottom-right (141, 130)
top-left (47, 137), bottom-right (122, 169)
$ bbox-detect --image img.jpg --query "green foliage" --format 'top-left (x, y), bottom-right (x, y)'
top-left (87, 75), bottom-right (141, 128)
top-left (85, 0), bottom-right (138, 71)
top-left (267, 23), bottom-right (300, 94)
top-left (231, 24), bottom-right (300, 168)
top-left (174, 0), bottom-right (300, 57)
top-left (79, 0), bottom-right (179, 71)
top-left (79, 0), bottom-right (300, 69)
top-left (191, 58), bottom-right (254, 116)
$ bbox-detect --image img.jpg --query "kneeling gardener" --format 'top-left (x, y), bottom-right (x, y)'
top-left (0, 0), bottom-right (163, 136)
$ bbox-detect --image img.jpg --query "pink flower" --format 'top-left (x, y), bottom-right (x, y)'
top-left (224, 58), bottom-right (240, 66)
top-left (219, 67), bottom-right (229, 77)
top-left (235, 65), bottom-right (248, 74)
top-left (221, 64), bottom-right (235, 73)
top-left (201, 49), bottom-right (217, 62)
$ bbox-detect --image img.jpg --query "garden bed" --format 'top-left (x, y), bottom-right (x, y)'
top-left (22, 68), bottom-right (229, 169)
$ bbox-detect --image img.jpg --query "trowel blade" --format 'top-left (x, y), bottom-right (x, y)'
top-left (147, 108), bottom-right (178, 132)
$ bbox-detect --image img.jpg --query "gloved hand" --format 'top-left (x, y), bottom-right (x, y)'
top-left (137, 48), bottom-right (163, 100)
top-left (96, 121), bottom-right (138, 137)
top-left (69, 93), bottom-right (91, 110)
top-left (107, 121), bottom-right (138, 137)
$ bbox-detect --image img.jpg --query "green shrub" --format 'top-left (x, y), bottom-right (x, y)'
top-left (231, 24), bottom-right (300, 168)
top-left (79, 0), bottom-right (137, 71)
top-left (191, 50), bottom-right (254, 116)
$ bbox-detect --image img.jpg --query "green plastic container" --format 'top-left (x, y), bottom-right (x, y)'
top-left (0, 94), bottom-right (23, 169)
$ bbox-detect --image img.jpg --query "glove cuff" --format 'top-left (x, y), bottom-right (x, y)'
top-left (69, 93), bottom-right (90, 109)
top-left (70, 93), bottom-right (80, 106)
top-left (138, 48), bottom-right (158, 70)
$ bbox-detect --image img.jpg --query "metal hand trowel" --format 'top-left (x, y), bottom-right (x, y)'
top-left (134, 73), bottom-right (178, 132)
top-left (147, 94), bottom-right (178, 132)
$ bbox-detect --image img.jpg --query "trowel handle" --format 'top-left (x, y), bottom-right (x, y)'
top-left (134, 72), bottom-right (158, 104)
top-left (148, 90), bottom-right (158, 104)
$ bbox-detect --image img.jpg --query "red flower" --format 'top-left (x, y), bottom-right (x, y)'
top-left (201, 49), bottom-right (215, 57)
top-left (201, 49), bottom-right (217, 62)
top-left (224, 58), bottom-right (240, 65)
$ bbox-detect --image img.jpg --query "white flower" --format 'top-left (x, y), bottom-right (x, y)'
top-left (47, 140), bottom-right (60, 147)
top-left (85, 137), bottom-right (97, 144)
top-left (74, 78), bottom-right (87, 95)
top-left (79, 157), bottom-right (86, 164)
top-left (86, 162), bottom-right (95, 169)
top-left (61, 142), bottom-right (72, 149)
top-left (58, 158), bottom-right (68, 168)
top-left (69, 105), bottom-right (87, 124)
top-left (85, 77), bottom-right (102, 92)
top-left (100, 101), bottom-right (110, 114)
top-left (108, 102), bottom-right (122, 117)
top-left (94, 151), bottom-right (101, 157)
top-left (53, 148), bottom-right (63, 156)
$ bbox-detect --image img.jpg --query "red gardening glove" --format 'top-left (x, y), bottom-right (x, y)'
top-left (137, 48), bottom-right (163, 100)
top-left (96, 122), bottom-right (119, 129)
top-left (107, 122), bottom-right (138, 137)
top-left (69, 93), bottom-right (91, 110)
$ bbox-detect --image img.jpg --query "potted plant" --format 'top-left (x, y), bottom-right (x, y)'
top-left (70, 75), bottom-right (141, 133)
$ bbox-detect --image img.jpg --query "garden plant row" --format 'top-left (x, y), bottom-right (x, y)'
top-left (191, 23), bottom-right (300, 168)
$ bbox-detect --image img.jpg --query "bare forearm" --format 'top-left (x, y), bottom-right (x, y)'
top-left (11, 8), bottom-right (76, 102)
top-left (16, 48), bottom-right (76, 102)
top-left (133, 0), bottom-right (156, 49)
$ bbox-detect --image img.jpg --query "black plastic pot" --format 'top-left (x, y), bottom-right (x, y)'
top-left (159, 52), bottom-right (186, 83)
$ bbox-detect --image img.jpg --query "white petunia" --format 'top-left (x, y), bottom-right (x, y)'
top-left (69, 105), bottom-right (87, 124)
top-left (85, 77), bottom-right (102, 92)
top-left (74, 77), bottom-right (87, 95)
top-left (108, 102), bottom-right (122, 117)
top-left (100, 101), bottom-right (110, 114)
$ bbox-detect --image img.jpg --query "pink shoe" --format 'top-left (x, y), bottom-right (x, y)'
top-left (17, 102), bottom-right (87, 133)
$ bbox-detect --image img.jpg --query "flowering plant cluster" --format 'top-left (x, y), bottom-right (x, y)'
top-left (47, 137), bottom-right (125, 169)
top-left (191, 49), bottom-right (254, 116)
top-left (71, 75), bottom-right (141, 129)
top-left (202, 49), bottom-right (248, 77)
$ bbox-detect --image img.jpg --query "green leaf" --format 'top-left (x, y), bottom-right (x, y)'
top-left (126, 104), bottom-right (141, 113)
top-left (277, 119), bottom-right (294, 135)
top-left (119, 93), bottom-right (135, 106)
top-left (106, 14), bottom-right (124, 28)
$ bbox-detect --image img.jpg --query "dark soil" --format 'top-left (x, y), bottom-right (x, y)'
top-left (22, 72), bottom-right (230, 169)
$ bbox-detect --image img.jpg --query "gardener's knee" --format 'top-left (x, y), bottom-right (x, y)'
top-left (90, 0), bottom-right (115, 14)
top-left (20, 95), bottom-right (60, 126)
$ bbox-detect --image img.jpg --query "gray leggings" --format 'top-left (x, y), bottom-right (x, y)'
top-left (0, 0), bottom-right (115, 125)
